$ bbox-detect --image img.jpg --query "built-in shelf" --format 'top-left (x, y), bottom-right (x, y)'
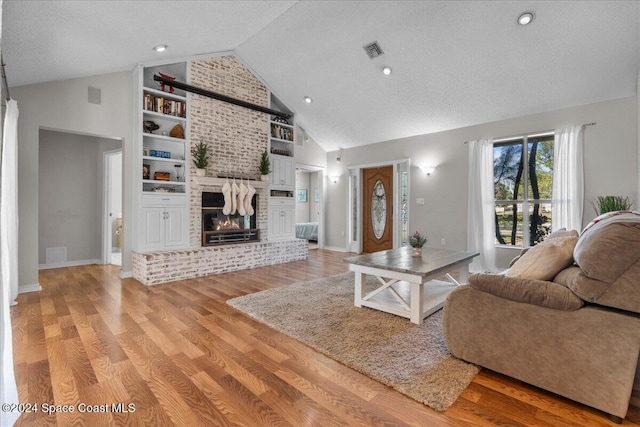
top-left (143, 133), bottom-right (186, 144)
top-left (142, 156), bottom-right (186, 164)
top-left (143, 86), bottom-right (187, 102)
top-left (269, 120), bottom-right (293, 129)
top-left (143, 110), bottom-right (186, 122)
top-left (143, 179), bottom-right (185, 185)
top-left (193, 176), bottom-right (269, 189)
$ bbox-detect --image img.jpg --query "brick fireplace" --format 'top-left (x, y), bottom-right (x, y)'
top-left (132, 55), bottom-right (308, 286)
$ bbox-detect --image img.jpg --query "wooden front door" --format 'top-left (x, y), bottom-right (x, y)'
top-left (362, 166), bottom-right (393, 253)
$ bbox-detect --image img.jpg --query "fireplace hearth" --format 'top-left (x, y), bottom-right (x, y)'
top-left (202, 192), bottom-right (259, 246)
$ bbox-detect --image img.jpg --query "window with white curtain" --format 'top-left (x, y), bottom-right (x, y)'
top-left (493, 133), bottom-right (554, 247)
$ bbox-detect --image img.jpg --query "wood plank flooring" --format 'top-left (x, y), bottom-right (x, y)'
top-left (10, 250), bottom-right (640, 426)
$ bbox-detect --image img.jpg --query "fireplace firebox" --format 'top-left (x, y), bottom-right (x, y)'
top-left (202, 192), bottom-right (259, 246)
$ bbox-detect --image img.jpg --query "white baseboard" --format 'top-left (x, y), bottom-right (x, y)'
top-left (38, 259), bottom-right (101, 270)
top-left (323, 246), bottom-right (349, 253)
top-left (19, 283), bottom-right (42, 294)
top-left (119, 270), bottom-right (132, 279)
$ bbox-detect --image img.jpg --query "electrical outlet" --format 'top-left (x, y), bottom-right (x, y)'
top-left (416, 198), bottom-right (425, 205)
top-left (441, 238), bottom-right (446, 246)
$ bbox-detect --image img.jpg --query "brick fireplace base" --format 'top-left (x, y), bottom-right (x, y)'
top-left (132, 239), bottom-right (308, 285)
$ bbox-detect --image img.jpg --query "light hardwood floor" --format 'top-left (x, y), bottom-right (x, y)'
top-left (11, 250), bottom-right (640, 426)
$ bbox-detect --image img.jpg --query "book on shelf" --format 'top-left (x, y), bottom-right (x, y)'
top-left (143, 92), bottom-right (186, 118)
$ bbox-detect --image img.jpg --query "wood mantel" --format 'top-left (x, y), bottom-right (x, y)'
top-left (193, 176), bottom-right (268, 189)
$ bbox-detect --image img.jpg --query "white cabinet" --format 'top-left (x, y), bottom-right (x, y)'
top-left (270, 155), bottom-right (295, 190)
top-left (141, 201), bottom-right (188, 251)
top-left (269, 198), bottom-right (295, 240)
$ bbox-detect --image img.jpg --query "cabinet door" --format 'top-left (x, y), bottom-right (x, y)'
top-left (270, 155), bottom-right (295, 190)
top-left (165, 207), bottom-right (187, 247)
top-left (142, 207), bottom-right (164, 249)
top-left (269, 204), bottom-right (295, 240)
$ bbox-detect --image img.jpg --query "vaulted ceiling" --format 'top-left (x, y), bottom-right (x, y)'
top-left (3, 1), bottom-right (639, 151)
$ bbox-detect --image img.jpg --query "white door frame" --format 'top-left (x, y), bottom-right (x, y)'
top-left (102, 149), bottom-right (123, 264)
top-left (295, 164), bottom-right (325, 249)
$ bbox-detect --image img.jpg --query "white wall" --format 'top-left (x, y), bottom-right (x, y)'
top-left (110, 152), bottom-right (123, 248)
top-left (326, 96), bottom-right (638, 269)
top-left (38, 130), bottom-right (120, 264)
top-left (12, 71), bottom-right (133, 288)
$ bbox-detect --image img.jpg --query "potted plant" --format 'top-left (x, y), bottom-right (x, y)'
top-left (592, 195), bottom-right (634, 215)
top-left (408, 231), bottom-right (427, 257)
top-left (259, 149), bottom-right (271, 181)
top-left (192, 140), bottom-right (209, 177)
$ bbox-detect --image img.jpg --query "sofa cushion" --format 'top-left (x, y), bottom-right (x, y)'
top-left (469, 273), bottom-right (584, 311)
top-left (506, 235), bottom-right (578, 281)
top-left (574, 212), bottom-right (640, 284)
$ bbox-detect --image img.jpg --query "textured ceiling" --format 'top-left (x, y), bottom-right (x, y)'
top-left (3, 1), bottom-right (640, 151)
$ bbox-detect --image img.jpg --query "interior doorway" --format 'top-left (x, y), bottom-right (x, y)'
top-left (295, 164), bottom-right (324, 249)
top-left (104, 150), bottom-right (123, 266)
top-left (362, 166), bottom-right (394, 253)
top-left (38, 128), bottom-right (122, 269)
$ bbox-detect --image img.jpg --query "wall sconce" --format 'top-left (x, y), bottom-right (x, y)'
top-left (330, 175), bottom-right (340, 183)
top-left (420, 165), bottom-right (436, 175)
top-left (336, 148), bottom-right (342, 163)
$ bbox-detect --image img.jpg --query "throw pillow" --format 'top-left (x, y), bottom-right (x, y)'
top-left (506, 235), bottom-right (578, 281)
top-left (469, 273), bottom-right (584, 311)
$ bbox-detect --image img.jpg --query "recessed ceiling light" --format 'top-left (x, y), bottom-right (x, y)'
top-left (153, 44), bottom-right (168, 52)
top-left (517, 11), bottom-right (535, 26)
top-left (382, 67), bottom-right (392, 76)
top-left (304, 96), bottom-right (313, 104)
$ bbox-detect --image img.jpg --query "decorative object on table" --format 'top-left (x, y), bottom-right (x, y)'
top-left (192, 140), bottom-right (209, 177)
top-left (272, 116), bottom-right (289, 125)
top-left (409, 231), bottom-right (427, 257)
top-left (154, 171), bottom-right (171, 181)
top-left (156, 72), bottom-right (175, 93)
top-left (169, 123), bottom-right (184, 139)
top-left (259, 149), bottom-right (271, 181)
top-left (297, 188), bottom-right (308, 203)
top-left (174, 164), bottom-right (183, 182)
top-left (142, 164), bottom-right (150, 180)
top-left (142, 146), bottom-right (149, 156)
top-left (143, 120), bottom-right (159, 133)
top-left (592, 195), bottom-right (634, 215)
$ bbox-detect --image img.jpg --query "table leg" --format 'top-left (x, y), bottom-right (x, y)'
top-left (458, 264), bottom-right (469, 284)
top-left (354, 271), bottom-right (365, 307)
top-left (410, 282), bottom-right (424, 324)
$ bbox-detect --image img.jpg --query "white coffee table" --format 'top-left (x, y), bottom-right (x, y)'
top-left (345, 247), bottom-right (479, 324)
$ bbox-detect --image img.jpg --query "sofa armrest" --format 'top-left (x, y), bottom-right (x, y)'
top-left (469, 273), bottom-right (584, 311)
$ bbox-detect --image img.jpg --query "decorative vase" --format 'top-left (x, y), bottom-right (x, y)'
top-left (196, 168), bottom-right (206, 177)
top-left (261, 174), bottom-right (269, 182)
top-left (411, 247), bottom-right (422, 257)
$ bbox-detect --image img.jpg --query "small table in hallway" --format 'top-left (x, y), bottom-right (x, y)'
top-left (345, 247), bottom-right (479, 324)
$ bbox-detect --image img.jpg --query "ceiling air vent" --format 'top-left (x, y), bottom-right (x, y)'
top-left (363, 41), bottom-right (384, 59)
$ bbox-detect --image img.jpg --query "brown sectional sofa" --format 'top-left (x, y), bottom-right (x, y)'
top-left (443, 212), bottom-right (640, 422)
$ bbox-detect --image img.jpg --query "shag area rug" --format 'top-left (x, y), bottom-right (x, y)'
top-left (227, 272), bottom-right (479, 412)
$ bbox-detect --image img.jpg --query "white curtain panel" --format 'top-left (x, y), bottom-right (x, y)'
top-left (1, 99), bottom-right (20, 427)
top-left (552, 125), bottom-right (584, 233)
top-left (467, 138), bottom-right (497, 273)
